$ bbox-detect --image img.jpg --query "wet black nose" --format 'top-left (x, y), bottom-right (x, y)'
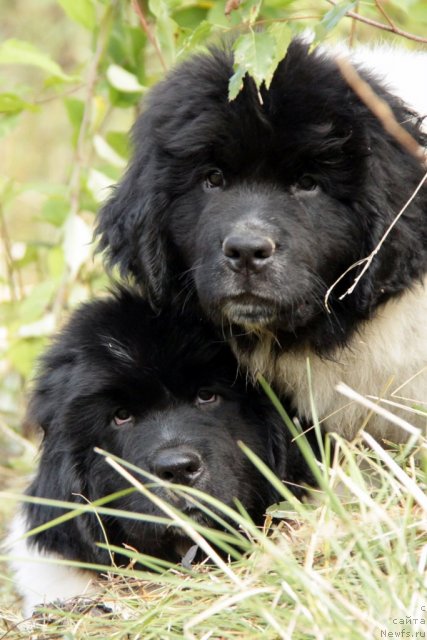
top-left (222, 234), bottom-right (275, 273)
top-left (151, 448), bottom-right (203, 485)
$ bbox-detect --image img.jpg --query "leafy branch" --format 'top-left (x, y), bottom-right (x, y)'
top-left (326, 0), bottom-right (427, 44)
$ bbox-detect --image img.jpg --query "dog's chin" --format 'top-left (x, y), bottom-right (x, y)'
top-left (217, 295), bottom-right (318, 333)
top-left (221, 299), bottom-right (278, 329)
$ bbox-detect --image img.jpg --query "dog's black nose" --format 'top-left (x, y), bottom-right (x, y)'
top-left (222, 234), bottom-right (275, 273)
top-left (152, 448), bottom-right (203, 485)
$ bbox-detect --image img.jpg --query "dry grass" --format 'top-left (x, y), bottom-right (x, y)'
top-left (1, 416), bottom-right (426, 640)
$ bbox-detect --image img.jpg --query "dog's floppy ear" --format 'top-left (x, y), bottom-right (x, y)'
top-left (24, 346), bottom-right (79, 436)
top-left (95, 116), bottom-right (171, 309)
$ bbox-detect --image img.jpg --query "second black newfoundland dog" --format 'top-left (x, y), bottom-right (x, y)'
top-left (9, 289), bottom-right (310, 615)
top-left (97, 40), bottom-right (427, 442)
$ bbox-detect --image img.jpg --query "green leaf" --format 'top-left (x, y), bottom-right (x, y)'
top-left (252, 22), bottom-right (293, 91)
top-left (107, 87), bottom-right (143, 109)
top-left (108, 24), bottom-right (146, 72)
top-left (12, 280), bottom-right (58, 328)
top-left (47, 246), bottom-right (66, 280)
top-left (239, 0), bottom-right (262, 26)
top-left (0, 300), bottom-right (16, 326)
top-left (10, 245), bottom-right (39, 270)
top-left (149, 0), bottom-right (178, 65)
top-left (64, 97), bottom-right (84, 131)
top-left (41, 196), bottom-right (70, 227)
top-left (315, 1), bottom-right (357, 40)
top-left (179, 20), bottom-right (212, 53)
top-left (231, 31), bottom-right (276, 96)
top-left (7, 337), bottom-right (47, 378)
top-left (228, 66), bottom-right (246, 101)
top-left (91, 95), bottom-right (108, 132)
top-left (106, 131), bottom-right (129, 160)
top-left (0, 113), bottom-right (21, 138)
top-left (64, 97), bottom-right (85, 148)
top-left (173, 7), bottom-right (207, 31)
top-left (0, 39), bottom-right (73, 81)
top-left (0, 92), bottom-right (36, 114)
top-left (93, 134), bottom-right (127, 168)
top-left (57, 0), bottom-right (97, 30)
top-left (155, 16), bottom-right (178, 66)
top-left (106, 64), bottom-right (147, 93)
top-left (149, 0), bottom-right (170, 19)
top-left (268, 22), bottom-right (292, 69)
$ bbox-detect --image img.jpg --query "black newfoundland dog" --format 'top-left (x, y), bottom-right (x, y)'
top-left (9, 289), bottom-right (310, 615)
top-left (97, 40), bottom-right (427, 442)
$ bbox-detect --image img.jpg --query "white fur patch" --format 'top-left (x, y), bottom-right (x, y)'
top-left (319, 43), bottom-right (427, 130)
top-left (5, 512), bottom-right (100, 617)
top-left (237, 279), bottom-right (427, 442)
top-left (347, 46), bottom-right (427, 128)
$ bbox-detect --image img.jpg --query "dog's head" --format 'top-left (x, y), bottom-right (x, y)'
top-left (25, 290), bottom-right (301, 564)
top-left (96, 41), bottom-right (427, 352)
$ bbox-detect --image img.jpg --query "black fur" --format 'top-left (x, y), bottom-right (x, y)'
top-left (96, 40), bottom-right (427, 356)
top-left (23, 290), bottom-right (311, 567)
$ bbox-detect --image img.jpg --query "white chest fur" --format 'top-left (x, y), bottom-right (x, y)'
top-left (5, 512), bottom-right (99, 617)
top-left (236, 281), bottom-right (427, 442)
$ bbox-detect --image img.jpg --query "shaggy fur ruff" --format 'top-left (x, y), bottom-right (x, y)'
top-left (7, 290), bottom-right (311, 615)
top-left (96, 40), bottom-right (427, 442)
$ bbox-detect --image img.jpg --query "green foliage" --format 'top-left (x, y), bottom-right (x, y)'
top-left (0, 0), bottom-right (426, 436)
top-left (314, 0), bottom-right (357, 41)
top-left (1, 430), bottom-right (426, 637)
top-left (0, 38), bottom-right (76, 81)
top-left (57, 0), bottom-right (98, 30)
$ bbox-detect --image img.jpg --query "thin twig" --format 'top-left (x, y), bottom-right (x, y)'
top-left (326, 0), bottom-right (427, 44)
top-left (51, 6), bottom-right (113, 323)
top-left (0, 205), bottom-right (19, 302)
top-left (324, 170), bottom-right (427, 311)
top-left (336, 57), bottom-right (427, 164)
top-left (253, 15), bottom-right (324, 28)
top-left (324, 53), bottom-right (427, 311)
top-left (348, 1), bottom-right (359, 48)
top-left (131, 0), bottom-right (167, 72)
top-left (374, 0), bottom-right (397, 30)
top-left (33, 84), bottom-right (85, 105)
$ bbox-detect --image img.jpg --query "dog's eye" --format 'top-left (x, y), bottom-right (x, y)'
top-left (204, 170), bottom-right (224, 190)
top-left (296, 175), bottom-right (318, 191)
top-left (112, 408), bottom-right (134, 427)
top-left (196, 390), bottom-right (219, 405)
